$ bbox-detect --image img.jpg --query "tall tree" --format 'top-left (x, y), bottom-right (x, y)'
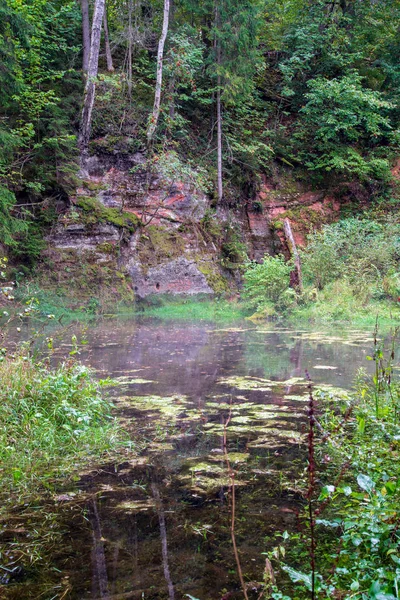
top-left (215, 2), bottom-right (223, 201)
top-left (78, 0), bottom-right (106, 162)
top-left (103, 2), bottom-right (114, 72)
top-left (210, 0), bottom-right (261, 201)
top-left (147, 0), bottom-right (171, 144)
top-left (81, 0), bottom-right (91, 73)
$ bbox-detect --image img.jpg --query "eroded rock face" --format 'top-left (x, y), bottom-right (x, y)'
top-left (128, 257), bottom-right (214, 298)
top-left (247, 176), bottom-right (343, 253)
top-left (46, 152), bottom-right (229, 297)
top-left (82, 153), bottom-right (208, 226)
top-left (45, 150), bottom-right (348, 299)
top-left (47, 223), bottom-right (120, 250)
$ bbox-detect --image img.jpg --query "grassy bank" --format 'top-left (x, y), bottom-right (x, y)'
top-left (289, 293), bottom-right (400, 328)
top-left (135, 296), bottom-right (245, 322)
top-left (13, 284), bottom-right (400, 329)
top-left (0, 356), bottom-right (121, 494)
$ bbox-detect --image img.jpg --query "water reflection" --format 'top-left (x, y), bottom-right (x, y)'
top-left (4, 319), bottom-right (380, 599)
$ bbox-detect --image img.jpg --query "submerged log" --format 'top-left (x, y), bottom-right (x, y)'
top-left (283, 217), bottom-right (302, 291)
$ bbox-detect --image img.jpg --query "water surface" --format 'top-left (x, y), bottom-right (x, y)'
top-left (3, 319), bottom-right (377, 599)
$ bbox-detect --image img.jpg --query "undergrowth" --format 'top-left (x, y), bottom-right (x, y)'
top-left (242, 217), bottom-right (400, 326)
top-left (0, 356), bottom-right (121, 493)
top-left (269, 325), bottom-right (400, 600)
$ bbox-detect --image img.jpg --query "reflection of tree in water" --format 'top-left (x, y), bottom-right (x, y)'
top-left (90, 498), bottom-right (110, 599)
top-left (243, 333), bottom-right (301, 381)
top-left (152, 482), bottom-right (175, 600)
top-left (243, 330), bottom-right (375, 389)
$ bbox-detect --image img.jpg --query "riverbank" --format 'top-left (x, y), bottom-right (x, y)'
top-left (11, 283), bottom-right (400, 329)
top-left (270, 327), bottom-right (400, 599)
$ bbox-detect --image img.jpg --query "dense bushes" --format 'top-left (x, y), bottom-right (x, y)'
top-left (242, 218), bottom-right (400, 322)
top-left (301, 218), bottom-right (400, 300)
top-left (242, 255), bottom-right (294, 315)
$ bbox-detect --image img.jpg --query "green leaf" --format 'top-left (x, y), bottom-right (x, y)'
top-left (383, 481), bottom-right (397, 495)
top-left (357, 417), bottom-right (366, 434)
top-left (282, 566), bottom-right (313, 591)
top-left (357, 473), bottom-right (375, 493)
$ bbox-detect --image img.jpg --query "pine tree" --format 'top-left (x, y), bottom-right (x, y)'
top-left (209, 0), bottom-right (261, 200)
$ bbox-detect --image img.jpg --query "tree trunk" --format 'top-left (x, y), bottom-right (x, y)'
top-left (146, 0), bottom-right (171, 144)
top-left (127, 0), bottom-right (133, 100)
top-left (167, 0), bottom-right (175, 120)
top-left (81, 0), bottom-right (91, 73)
top-left (216, 77), bottom-right (223, 202)
top-left (78, 0), bottom-right (106, 163)
top-left (283, 217), bottom-right (302, 291)
top-left (215, 2), bottom-right (223, 202)
top-left (103, 3), bottom-right (114, 72)
top-left (151, 483), bottom-right (175, 600)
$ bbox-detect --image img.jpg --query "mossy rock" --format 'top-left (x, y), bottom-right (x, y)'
top-left (137, 225), bottom-right (186, 269)
top-left (280, 206), bottom-right (322, 229)
top-left (76, 197), bottom-right (140, 232)
top-left (96, 242), bottom-right (119, 256)
top-left (83, 180), bottom-right (106, 192)
top-left (197, 261), bottom-right (230, 294)
top-left (271, 219), bottom-right (284, 231)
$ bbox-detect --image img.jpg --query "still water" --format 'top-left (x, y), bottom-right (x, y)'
top-left (3, 319), bottom-right (378, 600)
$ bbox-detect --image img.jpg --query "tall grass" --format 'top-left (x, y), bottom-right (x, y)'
top-left (0, 356), bottom-right (120, 492)
top-left (137, 297), bottom-right (245, 321)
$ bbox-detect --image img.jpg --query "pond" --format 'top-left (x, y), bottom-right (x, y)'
top-left (3, 319), bottom-right (377, 600)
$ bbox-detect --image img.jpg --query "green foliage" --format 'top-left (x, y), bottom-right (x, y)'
top-left (210, 0), bottom-right (262, 103)
top-left (271, 329), bottom-right (400, 599)
top-left (0, 0), bottom-right (81, 196)
top-left (301, 218), bottom-right (400, 298)
top-left (221, 224), bottom-right (248, 269)
top-left (270, 0), bottom-right (400, 182)
top-left (0, 356), bottom-right (120, 491)
top-left (242, 255), bottom-right (294, 314)
top-left (297, 75), bottom-right (395, 179)
top-left (149, 150), bottom-right (212, 195)
top-left (0, 184), bottom-right (28, 246)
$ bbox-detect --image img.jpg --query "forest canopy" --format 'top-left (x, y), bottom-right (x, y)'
top-left (0, 0), bottom-right (399, 207)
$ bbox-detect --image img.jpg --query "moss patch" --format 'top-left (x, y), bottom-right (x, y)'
top-left (75, 196), bottom-right (140, 232)
top-left (197, 261), bottom-right (230, 294)
top-left (136, 225), bottom-right (186, 269)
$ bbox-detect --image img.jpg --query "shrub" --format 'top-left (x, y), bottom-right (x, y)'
top-left (242, 254), bottom-right (293, 313)
top-left (301, 218), bottom-right (400, 294)
top-left (297, 75), bottom-right (395, 180)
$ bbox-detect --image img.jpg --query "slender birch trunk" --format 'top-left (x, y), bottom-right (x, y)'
top-left (103, 3), bottom-right (114, 72)
top-left (167, 0), bottom-right (175, 119)
top-left (81, 0), bottom-right (91, 74)
top-left (78, 0), bottom-right (106, 162)
top-left (146, 0), bottom-right (170, 144)
top-left (127, 0), bottom-right (133, 100)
